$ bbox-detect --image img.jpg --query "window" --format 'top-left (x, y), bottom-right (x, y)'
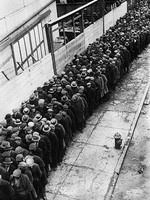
top-left (12, 21), bottom-right (47, 75)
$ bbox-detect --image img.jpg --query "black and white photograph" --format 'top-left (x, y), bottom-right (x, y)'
top-left (0, 0), bottom-right (150, 199)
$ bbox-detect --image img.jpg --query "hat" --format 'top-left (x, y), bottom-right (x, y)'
top-left (81, 72), bottom-right (87, 78)
top-left (12, 127), bottom-right (20, 134)
top-left (32, 132), bottom-right (41, 142)
top-left (63, 104), bottom-right (68, 110)
top-left (87, 69), bottom-right (93, 73)
top-left (33, 114), bottom-right (42, 122)
top-left (48, 88), bottom-right (55, 94)
top-left (72, 94), bottom-right (79, 102)
top-left (30, 104), bottom-right (35, 109)
top-left (85, 76), bottom-right (90, 80)
top-left (28, 122), bottom-right (34, 128)
top-left (71, 81), bottom-right (77, 88)
top-left (12, 169), bottom-right (21, 178)
top-left (79, 86), bottom-right (84, 91)
top-left (37, 87), bottom-right (42, 91)
top-left (49, 79), bottom-right (55, 85)
top-left (61, 111), bottom-right (67, 117)
top-left (14, 136), bottom-right (21, 141)
top-left (42, 124), bottom-right (50, 133)
top-left (26, 157), bottom-right (34, 167)
top-left (28, 143), bottom-right (36, 151)
top-left (47, 103), bottom-right (53, 109)
top-left (22, 115), bottom-right (29, 123)
top-left (0, 120), bottom-right (7, 128)
top-left (55, 113), bottom-right (62, 121)
top-left (41, 118), bottom-right (47, 122)
top-left (16, 154), bottom-right (24, 162)
top-left (50, 118), bottom-right (58, 126)
top-left (12, 108), bottom-right (19, 114)
top-left (7, 126), bottom-right (13, 132)
top-left (15, 146), bottom-right (23, 154)
top-left (14, 119), bottom-right (22, 126)
top-left (49, 124), bottom-right (55, 131)
top-left (1, 151), bottom-right (11, 157)
top-left (65, 84), bottom-right (71, 90)
top-left (18, 161), bottom-right (27, 169)
top-left (57, 86), bottom-right (62, 92)
top-left (86, 82), bottom-right (91, 86)
top-left (61, 95), bottom-right (69, 103)
top-left (25, 134), bottom-right (33, 143)
top-left (0, 141), bottom-right (12, 150)
top-left (47, 108), bottom-right (53, 113)
top-left (25, 127), bottom-right (33, 134)
top-left (3, 157), bottom-right (13, 165)
top-left (29, 94), bottom-right (36, 101)
top-left (0, 131), bottom-right (7, 137)
top-left (61, 89), bottom-right (67, 96)
top-left (38, 99), bottom-right (45, 105)
top-left (23, 108), bottom-right (30, 115)
top-left (43, 82), bottom-right (49, 87)
top-left (20, 123), bottom-right (27, 129)
top-left (11, 133), bottom-right (18, 140)
top-left (52, 75), bottom-right (57, 80)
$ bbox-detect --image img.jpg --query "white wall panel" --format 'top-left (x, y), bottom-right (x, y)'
top-left (93, 19), bottom-right (103, 41)
top-left (0, 19), bottom-right (7, 40)
top-left (0, 0), bottom-right (24, 19)
top-left (0, 46), bottom-right (12, 66)
top-left (5, 8), bottom-right (29, 34)
top-left (23, 0), bottom-right (36, 6)
top-left (0, 53), bottom-right (53, 121)
top-left (104, 10), bottom-right (114, 32)
top-left (84, 24), bottom-right (94, 49)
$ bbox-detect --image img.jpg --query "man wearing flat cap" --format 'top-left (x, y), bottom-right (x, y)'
top-left (10, 168), bottom-right (37, 200)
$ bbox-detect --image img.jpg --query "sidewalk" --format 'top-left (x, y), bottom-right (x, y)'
top-left (46, 46), bottom-right (150, 200)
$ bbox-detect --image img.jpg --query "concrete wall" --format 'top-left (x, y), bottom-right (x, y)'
top-left (0, 54), bottom-right (53, 121)
top-left (0, 0), bottom-right (56, 40)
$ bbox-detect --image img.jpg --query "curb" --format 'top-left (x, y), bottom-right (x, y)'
top-left (104, 80), bottom-right (150, 200)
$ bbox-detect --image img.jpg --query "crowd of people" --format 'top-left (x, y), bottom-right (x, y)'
top-left (0, 1), bottom-right (150, 200)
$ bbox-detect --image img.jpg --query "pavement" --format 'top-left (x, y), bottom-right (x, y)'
top-left (112, 69), bottom-right (150, 200)
top-left (46, 45), bottom-right (150, 200)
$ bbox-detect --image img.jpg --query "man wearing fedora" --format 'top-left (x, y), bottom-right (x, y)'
top-left (32, 132), bottom-right (49, 174)
top-left (2, 157), bottom-right (16, 181)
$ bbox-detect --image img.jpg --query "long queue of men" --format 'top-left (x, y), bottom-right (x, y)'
top-left (0, 1), bottom-right (150, 200)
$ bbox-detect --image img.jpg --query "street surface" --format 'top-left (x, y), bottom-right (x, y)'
top-left (113, 67), bottom-right (150, 199)
top-left (46, 45), bottom-right (150, 200)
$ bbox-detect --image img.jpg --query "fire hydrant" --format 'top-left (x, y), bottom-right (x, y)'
top-left (114, 133), bottom-right (122, 149)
